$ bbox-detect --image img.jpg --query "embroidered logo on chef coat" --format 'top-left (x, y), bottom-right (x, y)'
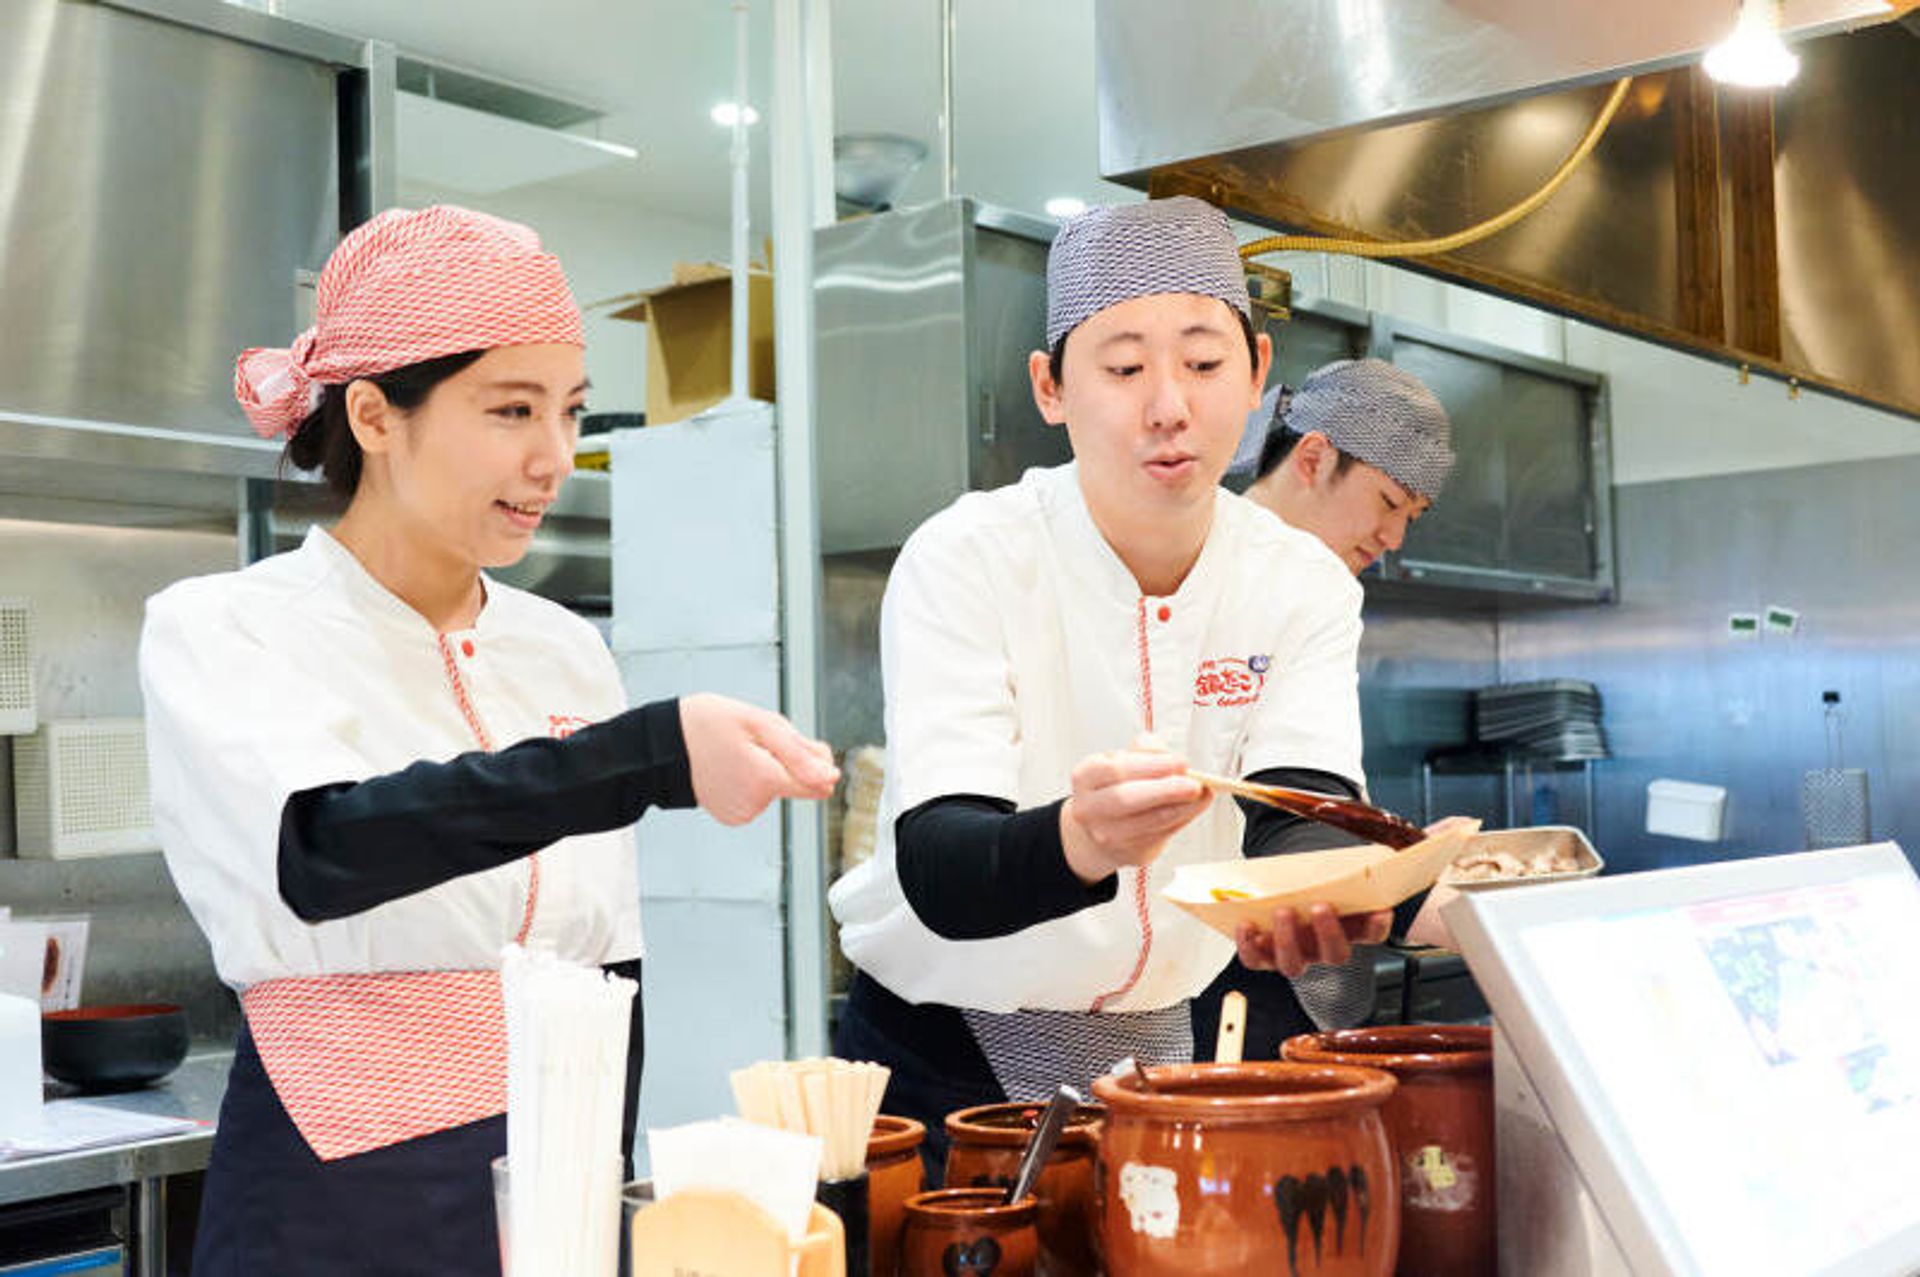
top-left (547, 714), bottom-right (592, 739)
top-left (1193, 656), bottom-right (1268, 708)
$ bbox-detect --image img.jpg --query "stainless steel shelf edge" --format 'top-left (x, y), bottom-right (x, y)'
top-left (95, 0), bottom-right (371, 67)
top-left (970, 203), bottom-right (1059, 245)
top-left (1378, 563), bottom-right (1615, 603)
top-left (0, 412), bottom-right (286, 482)
top-left (1369, 314), bottom-right (1604, 389)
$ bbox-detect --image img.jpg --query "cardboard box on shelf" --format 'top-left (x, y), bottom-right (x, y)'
top-left (603, 263), bottom-right (774, 426)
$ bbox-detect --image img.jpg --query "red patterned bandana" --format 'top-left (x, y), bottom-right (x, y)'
top-left (235, 205), bottom-right (584, 440)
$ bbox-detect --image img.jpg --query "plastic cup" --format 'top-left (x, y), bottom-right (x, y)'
top-left (493, 1154), bottom-right (626, 1275)
top-left (491, 1155), bottom-right (511, 1273)
top-left (619, 1179), bottom-right (655, 1277)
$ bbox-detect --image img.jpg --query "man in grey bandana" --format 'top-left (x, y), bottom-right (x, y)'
top-left (831, 197), bottom-right (1387, 1152)
top-left (1195, 357), bottom-right (1457, 1058)
top-left (1244, 358), bottom-right (1455, 573)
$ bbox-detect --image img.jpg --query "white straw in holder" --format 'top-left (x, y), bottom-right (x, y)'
top-left (502, 944), bottom-right (636, 1277)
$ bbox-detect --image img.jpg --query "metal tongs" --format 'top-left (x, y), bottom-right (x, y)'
top-left (1005, 1085), bottom-right (1084, 1206)
top-left (1187, 769), bottom-right (1426, 849)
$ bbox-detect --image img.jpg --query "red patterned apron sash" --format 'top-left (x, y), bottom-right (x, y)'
top-left (242, 970), bottom-right (507, 1161)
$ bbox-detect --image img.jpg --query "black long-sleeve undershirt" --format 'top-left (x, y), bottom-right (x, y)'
top-left (894, 796), bottom-right (1117, 941)
top-left (276, 697), bottom-right (695, 923)
top-left (896, 767), bottom-right (1366, 941)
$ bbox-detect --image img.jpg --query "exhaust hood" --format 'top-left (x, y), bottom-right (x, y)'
top-left (1095, 1), bottom-right (1920, 421)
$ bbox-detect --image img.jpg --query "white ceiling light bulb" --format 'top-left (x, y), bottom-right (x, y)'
top-left (1703, 0), bottom-right (1801, 88)
top-left (710, 101), bottom-right (760, 128)
top-left (1044, 196), bottom-right (1087, 218)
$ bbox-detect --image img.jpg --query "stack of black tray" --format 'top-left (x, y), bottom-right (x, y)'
top-left (1472, 679), bottom-right (1609, 761)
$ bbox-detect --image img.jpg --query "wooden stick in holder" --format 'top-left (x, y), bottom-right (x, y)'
top-left (1215, 990), bottom-right (1247, 1064)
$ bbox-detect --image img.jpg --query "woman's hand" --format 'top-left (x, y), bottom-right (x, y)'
top-left (1234, 904), bottom-right (1392, 977)
top-left (679, 693), bottom-right (840, 826)
top-left (1059, 734), bottom-right (1213, 884)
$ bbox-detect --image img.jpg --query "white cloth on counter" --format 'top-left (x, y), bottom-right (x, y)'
top-left (830, 462), bottom-right (1364, 1014)
top-left (139, 526), bottom-right (641, 991)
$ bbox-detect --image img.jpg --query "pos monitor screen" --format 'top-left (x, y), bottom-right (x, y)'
top-left (1444, 842), bottom-right (1920, 1276)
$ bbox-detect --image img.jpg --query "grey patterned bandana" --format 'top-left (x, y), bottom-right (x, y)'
top-left (1277, 358), bottom-right (1455, 500)
top-left (1045, 196), bottom-right (1252, 349)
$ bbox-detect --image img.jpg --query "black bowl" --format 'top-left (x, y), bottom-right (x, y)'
top-left (42, 1003), bottom-right (190, 1092)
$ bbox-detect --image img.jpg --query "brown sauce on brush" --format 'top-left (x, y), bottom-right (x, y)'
top-left (1236, 782), bottom-right (1426, 849)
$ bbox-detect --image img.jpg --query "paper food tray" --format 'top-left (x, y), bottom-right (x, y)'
top-left (1440, 826), bottom-right (1605, 892)
top-left (1164, 822), bottom-right (1481, 940)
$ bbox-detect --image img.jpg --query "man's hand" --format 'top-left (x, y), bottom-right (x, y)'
top-left (1235, 904), bottom-right (1392, 977)
top-left (1403, 881), bottom-right (1461, 951)
top-left (1400, 815), bottom-right (1479, 950)
top-left (680, 693), bottom-right (840, 826)
top-left (1059, 734), bottom-right (1212, 884)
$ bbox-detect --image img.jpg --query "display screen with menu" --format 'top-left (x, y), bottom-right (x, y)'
top-left (1452, 843), bottom-right (1920, 1277)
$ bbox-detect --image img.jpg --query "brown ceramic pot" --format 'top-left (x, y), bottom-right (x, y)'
top-left (943, 1102), bottom-right (1102, 1277)
top-left (1091, 1061), bottom-right (1400, 1277)
top-left (868, 1115), bottom-right (929, 1277)
top-left (1283, 1025), bottom-right (1495, 1277)
top-left (900, 1188), bottom-right (1039, 1277)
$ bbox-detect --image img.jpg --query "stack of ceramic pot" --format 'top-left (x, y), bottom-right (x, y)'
top-left (943, 1102), bottom-right (1103, 1277)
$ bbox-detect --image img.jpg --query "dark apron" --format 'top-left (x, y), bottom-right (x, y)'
top-left (192, 1021), bottom-right (506, 1277)
top-left (194, 958), bottom-right (643, 1276)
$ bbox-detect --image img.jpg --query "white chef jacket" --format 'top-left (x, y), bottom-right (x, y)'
top-left (830, 462), bottom-right (1363, 1013)
top-left (139, 526), bottom-right (641, 990)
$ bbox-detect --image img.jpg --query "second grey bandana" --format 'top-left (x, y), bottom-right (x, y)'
top-left (1277, 358), bottom-right (1456, 500)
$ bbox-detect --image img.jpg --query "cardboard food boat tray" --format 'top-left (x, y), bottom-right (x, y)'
top-left (1164, 822), bottom-right (1481, 939)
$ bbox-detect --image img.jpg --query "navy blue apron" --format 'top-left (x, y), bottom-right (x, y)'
top-left (192, 1021), bottom-right (506, 1276)
top-left (194, 959), bottom-right (642, 1276)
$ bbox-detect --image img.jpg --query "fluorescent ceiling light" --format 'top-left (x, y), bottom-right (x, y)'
top-left (710, 102), bottom-right (760, 128)
top-left (1703, 0), bottom-right (1801, 88)
top-left (1044, 196), bottom-right (1088, 218)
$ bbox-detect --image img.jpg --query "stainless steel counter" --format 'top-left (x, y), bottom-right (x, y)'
top-left (1, 1051), bottom-right (228, 1208)
top-left (1, 1049), bottom-right (229, 1274)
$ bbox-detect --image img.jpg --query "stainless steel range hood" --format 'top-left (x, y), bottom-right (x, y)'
top-left (1096, 1), bottom-right (1920, 421)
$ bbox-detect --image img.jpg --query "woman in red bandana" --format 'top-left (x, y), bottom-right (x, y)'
top-left (137, 205), bottom-right (838, 1275)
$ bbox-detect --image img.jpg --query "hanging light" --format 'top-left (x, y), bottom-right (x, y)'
top-left (1703, 0), bottom-right (1801, 88)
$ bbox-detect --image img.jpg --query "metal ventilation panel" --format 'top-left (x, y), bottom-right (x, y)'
top-left (0, 600), bottom-right (33, 736)
top-left (1096, 1), bottom-right (1920, 422)
top-left (1096, 0), bottom-right (1899, 173)
top-left (395, 56), bottom-right (604, 130)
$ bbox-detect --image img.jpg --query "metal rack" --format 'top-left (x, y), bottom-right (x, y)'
top-left (1419, 745), bottom-right (1599, 835)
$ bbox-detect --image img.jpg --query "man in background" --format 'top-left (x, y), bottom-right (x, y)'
top-left (1244, 357), bottom-right (1454, 574)
top-left (1194, 356), bottom-right (1457, 1059)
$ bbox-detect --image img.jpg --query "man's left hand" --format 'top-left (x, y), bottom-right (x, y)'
top-left (1234, 903), bottom-right (1392, 977)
